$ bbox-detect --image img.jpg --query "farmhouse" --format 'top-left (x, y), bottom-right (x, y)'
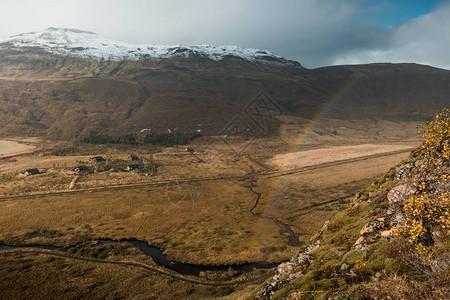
top-left (128, 155), bottom-right (140, 161)
top-left (91, 156), bottom-right (106, 163)
top-left (74, 165), bottom-right (93, 173)
top-left (126, 164), bottom-right (143, 171)
top-left (22, 168), bottom-right (40, 176)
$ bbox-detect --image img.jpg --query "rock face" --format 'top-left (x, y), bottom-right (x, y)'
top-left (256, 221), bottom-right (328, 299)
top-left (387, 184), bottom-right (416, 205)
top-left (394, 163), bottom-right (414, 180)
top-left (349, 155), bottom-right (448, 252)
top-left (351, 182), bottom-right (415, 251)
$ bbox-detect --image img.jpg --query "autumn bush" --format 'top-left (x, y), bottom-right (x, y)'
top-left (399, 108), bottom-right (449, 264)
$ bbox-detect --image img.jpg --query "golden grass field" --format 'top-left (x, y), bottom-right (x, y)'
top-left (0, 117), bottom-right (422, 298)
top-left (0, 247), bottom-right (263, 299)
top-left (0, 139), bottom-right (36, 157)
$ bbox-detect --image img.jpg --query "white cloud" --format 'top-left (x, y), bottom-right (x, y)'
top-left (332, 2), bottom-right (450, 70)
top-left (0, 0), bottom-right (370, 68)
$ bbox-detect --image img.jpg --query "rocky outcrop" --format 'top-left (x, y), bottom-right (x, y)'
top-left (257, 152), bottom-right (448, 298)
top-left (256, 221), bottom-right (328, 299)
top-left (351, 152), bottom-right (449, 252)
top-left (257, 168), bottom-right (422, 296)
top-left (255, 111), bottom-right (449, 299)
top-left (352, 174), bottom-right (416, 250)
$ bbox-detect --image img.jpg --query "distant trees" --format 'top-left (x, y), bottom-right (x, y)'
top-left (143, 132), bottom-right (200, 146)
top-left (80, 134), bottom-right (137, 145)
top-left (80, 132), bottom-right (200, 147)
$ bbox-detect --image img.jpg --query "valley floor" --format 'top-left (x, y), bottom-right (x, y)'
top-left (0, 117), bottom-right (423, 299)
top-left (0, 139), bottom-right (36, 157)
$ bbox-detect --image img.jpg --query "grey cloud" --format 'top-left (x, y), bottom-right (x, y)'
top-left (332, 3), bottom-right (450, 69)
top-left (0, 0), bottom-right (449, 69)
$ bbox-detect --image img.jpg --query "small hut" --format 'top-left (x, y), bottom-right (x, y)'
top-left (91, 156), bottom-right (106, 163)
top-left (127, 155), bottom-right (140, 161)
top-left (23, 168), bottom-right (40, 176)
top-left (74, 165), bottom-right (93, 173)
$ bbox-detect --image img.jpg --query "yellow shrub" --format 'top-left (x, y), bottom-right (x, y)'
top-left (399, 109), bottom-right (449, 257)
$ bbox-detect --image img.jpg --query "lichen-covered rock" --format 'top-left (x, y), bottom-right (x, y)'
top-left (387, 184), bottom-right (416, 205)
top-left (354, 201), bottom-right (407, 249)
top-left (256, 281), bottom-right (286, 299)
top-left (274, 262), bottom-right (295, 281)
top-left (354, 244), bottom-right (367, 251)
top-left (380, 229), bottom-right (394, 238)
top-left (256, 221), bottom-right (328, 298)
top-left (292, 254), bottom-right (311, 266)
top-left (353, 236), bottom-right (364, 247)
top-left (360, 219), bottom-right (385, 235)
top-left (395, 163), bottom-right (414, 180)
top-left (340, 263), bottom-right (349, 271)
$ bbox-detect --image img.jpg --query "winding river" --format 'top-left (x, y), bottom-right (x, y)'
top-left (95, 239), bottom-right (279, 275)
top-left (0, 238), bottom-right (279, 276)
top-left (249, 181), bottom-right (302, 246)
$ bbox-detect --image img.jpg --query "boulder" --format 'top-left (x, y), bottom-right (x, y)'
top-left (387, 184), bottom-right (416, 205)
top-left (353, 236), bottom-right (364, 246)
top-left (380, 230), bottom-right (394, 238)
top-left (395, 163), bottom-right (413, 180)
top-left (292, 254), bottom-right (311, 266)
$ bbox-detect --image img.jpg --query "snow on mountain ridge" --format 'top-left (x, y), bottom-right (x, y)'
top-left (1, 27), bottom-right (297, 65)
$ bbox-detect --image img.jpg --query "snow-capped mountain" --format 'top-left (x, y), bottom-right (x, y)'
top-left (0, 27), bottom-right (298, 65)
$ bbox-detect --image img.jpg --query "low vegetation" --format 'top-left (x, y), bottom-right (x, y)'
top-left (0, 116), bottom-right (426, 299)
top-left (80, 132), bottom-right (201, 147)
top-left (255, 109), bottom-right (449, 299)
top-left (0, 250), bottom-right (243, 299)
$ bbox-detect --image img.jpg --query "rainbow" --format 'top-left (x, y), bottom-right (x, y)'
top-left (257, 76), bottom-right (359, 238)
top-left (289, 76), bottom-right (357, 160)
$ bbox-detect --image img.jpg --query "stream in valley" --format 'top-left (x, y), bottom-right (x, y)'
top-left (0, 239), bottom-right (279, 276)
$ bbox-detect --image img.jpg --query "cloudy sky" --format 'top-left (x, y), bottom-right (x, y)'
top-left (0, 0), bottom-right (449, 69)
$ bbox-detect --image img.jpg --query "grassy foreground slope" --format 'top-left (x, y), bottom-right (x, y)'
top-left (255, 109), bottom-right (449, 299)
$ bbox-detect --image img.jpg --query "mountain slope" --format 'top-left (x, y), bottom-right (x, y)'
top-left (1, 27), bottom-right (299, 65)
top-left (0, 28), bottom-right (449, 139)
top-left (256, 110), bottom-right (450, 299)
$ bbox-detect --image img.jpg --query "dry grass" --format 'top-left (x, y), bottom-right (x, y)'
top-left (0, 151), bottom-right (411, 267)
top-left (349, 273), bottom-right (449, 300)
top-left (0, 180), bottom-right (289, 264)
top-left (0, 117), bottom-right (423, 298)
top-left (269, 143), bottom-right (414, 170)
top-left (0, 140), bottom-right (35, 157)
top-left (0, 251), bottom-right (240, 300)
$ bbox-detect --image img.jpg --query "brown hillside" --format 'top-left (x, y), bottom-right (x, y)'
top-left (0, 48), bottom-right (449, 138)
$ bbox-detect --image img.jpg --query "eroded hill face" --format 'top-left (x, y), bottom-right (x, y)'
top-left (0, 29), bottom-right (449, 139)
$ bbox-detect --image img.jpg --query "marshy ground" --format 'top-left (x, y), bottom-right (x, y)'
top-left (0, 117), bottom-right (422, 299)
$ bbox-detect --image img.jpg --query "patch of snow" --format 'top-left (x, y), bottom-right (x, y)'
top-left (0, 27), bottom-right (298, 65)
